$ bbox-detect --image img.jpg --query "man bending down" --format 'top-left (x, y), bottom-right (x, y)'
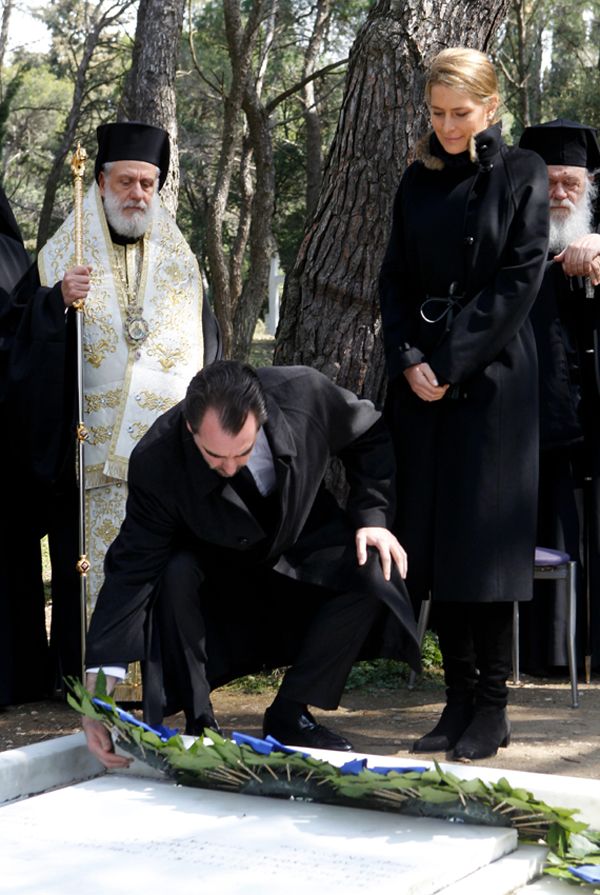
top-left (83, 361), bottom-right (420, 766)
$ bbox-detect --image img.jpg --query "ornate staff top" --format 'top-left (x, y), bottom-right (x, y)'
top-left (70, 142), bottom-right (87, 180)
top-left (70, 142), bottom-right (87, 287)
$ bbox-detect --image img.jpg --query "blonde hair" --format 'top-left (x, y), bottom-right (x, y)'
top-left (425, 47), bottom-right (500, 121)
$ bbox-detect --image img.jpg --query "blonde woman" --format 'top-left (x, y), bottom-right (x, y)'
top-left (379, 48), bottom-right (548, 761)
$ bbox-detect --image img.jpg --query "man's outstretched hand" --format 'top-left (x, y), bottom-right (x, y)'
top-left (82, 716), bottom-right (132, 769)
top-left (355, 527), bottom-right (407, 581)
top-left (81, 671), bottom-right (131, 769)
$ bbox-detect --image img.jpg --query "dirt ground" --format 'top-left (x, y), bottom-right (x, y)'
top-left (1, 672), bottom-right (599, 779)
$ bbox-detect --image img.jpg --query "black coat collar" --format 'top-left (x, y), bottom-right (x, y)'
top-left (262, 392), bottom-right (297, 459)
top-left (417, 123), bottom-right (503, 171)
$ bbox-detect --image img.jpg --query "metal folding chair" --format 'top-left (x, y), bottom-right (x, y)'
top-left (513, 547), bottom-right (578, 708)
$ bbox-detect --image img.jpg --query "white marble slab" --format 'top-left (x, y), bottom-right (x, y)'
top-left (0, 775), bottom-right (517, 895)
top-left (0, 733), bottom-right (102, 804)
top-left (440, 844), bottom-right (547, 895)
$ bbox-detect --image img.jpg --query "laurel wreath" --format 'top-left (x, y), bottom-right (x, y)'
top-left (67, 674), bottom-right (600, 890)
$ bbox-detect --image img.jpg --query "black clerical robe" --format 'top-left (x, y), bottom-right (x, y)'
top-left (520, 258), bottom-right (600, 671)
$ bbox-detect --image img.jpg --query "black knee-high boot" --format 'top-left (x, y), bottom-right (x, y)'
top-left (413, 602), bottom-right (478, 753)
top-left (452, 602), bottom-right (513, 762)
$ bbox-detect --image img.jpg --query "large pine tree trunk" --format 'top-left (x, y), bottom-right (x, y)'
top-left (274, 0), bottom-right (510, 404)
top-left (118, 0), bottom-right (185, 216)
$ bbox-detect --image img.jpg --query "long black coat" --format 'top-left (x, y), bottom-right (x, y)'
top-left (379, 125), bottom-right (549, 605)
top-left (86, 366), bottom-right (420, 680)
top-left (0, 229), bottom-right (50, 704)
top-left (531, 259), bottom-right (600, 451)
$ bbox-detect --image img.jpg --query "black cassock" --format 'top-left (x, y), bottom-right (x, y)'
top-left (519, 258), bottom-right (600, 672)
top-left (0, 195), bottom-right (50, 704)
top-left (86, 366), bottom-right (420, 722)
top-left (6, 262), bottom-right (222, 690)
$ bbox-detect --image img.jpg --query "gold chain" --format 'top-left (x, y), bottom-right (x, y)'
top-left (112, 242), bottom-right (150, 346)
top-left (112, 242), bottom-right (143, 307)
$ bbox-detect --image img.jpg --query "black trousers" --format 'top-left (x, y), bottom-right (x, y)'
top-left (144, 549), bottom-right (383, 725)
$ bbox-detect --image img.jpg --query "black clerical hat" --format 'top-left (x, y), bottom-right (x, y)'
top-left (519, 118), bottom-right (600, 170)
top-left (95, 122), bottom-right (170, 190)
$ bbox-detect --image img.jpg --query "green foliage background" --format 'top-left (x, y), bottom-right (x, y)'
top-left (2, 1), bottom-right (599, 261)
top-left (494, 0), bottom-right (600, 142)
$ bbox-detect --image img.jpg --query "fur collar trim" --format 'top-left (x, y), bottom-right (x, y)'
top-left (416, 133), bottom-right (446, 170)
top-left (416, 123), bottom-right (502, 170)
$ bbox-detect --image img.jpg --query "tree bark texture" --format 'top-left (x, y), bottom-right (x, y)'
top-left (118, 0), bottom-right (185, 217)
top-left (229, 135), bottom-right (254, 314)
top-left (233, 95), bottom-right (276, 359)
top-left (274, 0), bottom-right (511, 405)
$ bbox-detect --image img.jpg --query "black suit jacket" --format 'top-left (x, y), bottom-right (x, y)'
top-left (87, 365), bottom-right (420, 672)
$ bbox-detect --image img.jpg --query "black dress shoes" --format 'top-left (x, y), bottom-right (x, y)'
top-left (184, 712), bottom-right (222, 737)
top-left (263, 705), bottom-right (354, 751)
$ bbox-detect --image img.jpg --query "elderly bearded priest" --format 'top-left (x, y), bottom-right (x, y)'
top-left (10, 122), bottom-right (221, 690)
top-left (517, 119), bottom-right (600, 673)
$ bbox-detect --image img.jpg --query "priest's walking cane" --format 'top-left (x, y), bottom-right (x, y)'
top-left (71, 143), bottom-right (90, 684)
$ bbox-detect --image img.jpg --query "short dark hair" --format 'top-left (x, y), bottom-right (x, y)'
top-left (184, 361), bottom-right (268, 434)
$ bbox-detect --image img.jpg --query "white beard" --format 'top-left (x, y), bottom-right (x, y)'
top-left (548, 179), bottom-right (596, 254)
top-left (102, 184), bottom-right (157, 239)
